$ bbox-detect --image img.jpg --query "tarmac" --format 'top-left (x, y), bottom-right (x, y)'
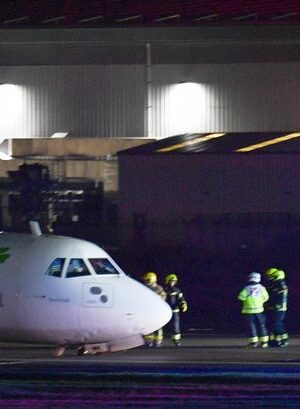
top-left (1, 335), bottom-right (300, 408)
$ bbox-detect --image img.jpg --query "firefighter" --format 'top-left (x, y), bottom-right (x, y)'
top-left (164, 273), bottom-right (188, 346)
top-left (238, 272), bottom-right (269, 348)
top-left (265, 267), bottom-right (289, 347)
top-left (142, 271), bottom-right (166, 347)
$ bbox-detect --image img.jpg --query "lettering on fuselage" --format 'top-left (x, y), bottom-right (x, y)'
top-left (47, 298), bottom-right (70, 303)
top-left (0, 247), bottom-right (10, 264)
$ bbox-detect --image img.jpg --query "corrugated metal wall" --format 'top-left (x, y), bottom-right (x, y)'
top-left (1, 63), bottom-right (300, 138)
top-left (0, 65), bottom-right (146, 138)
top-left (150, 63), bottom-right (300, 137)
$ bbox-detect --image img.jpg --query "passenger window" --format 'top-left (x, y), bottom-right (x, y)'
top-left (66, 258), bottom-right (90, 278)
top-left (89, 258), bottom-right (119, 275)
top-left (46, 258), bottom-right (65, 278)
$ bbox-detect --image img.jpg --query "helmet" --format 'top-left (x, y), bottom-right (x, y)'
top-left (165, 273), bottom-right (178, 284)
top-left (266, 268), bottom-right (285, 280)
top-left (248, 272), bottom-right (261, 283)
top-left (265, 267), bottom-right (278, 278)
top-left (143, 271), bottom-right (157, 285)
top-left (275, 269), bottom-right (285, 280)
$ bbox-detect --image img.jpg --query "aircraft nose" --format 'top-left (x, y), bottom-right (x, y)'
top-left (140, 289), bottom-right (172, 335)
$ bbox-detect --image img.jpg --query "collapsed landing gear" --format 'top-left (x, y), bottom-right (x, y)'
top-left (76, 344), bottom-right (106, 355)
top-left (77, 346), bottom-right (89, 356)
top-left (53, 344), bottom-right (85, 357)
top-left (53, 343), bottom-right (108, 357)
top-left (53, 345), bottom-right (66, 357)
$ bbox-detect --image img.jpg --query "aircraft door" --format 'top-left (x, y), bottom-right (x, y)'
top-left (82, 282), bottom-right (114, 308)
top-left (80, 282), bottom-right (114, 332)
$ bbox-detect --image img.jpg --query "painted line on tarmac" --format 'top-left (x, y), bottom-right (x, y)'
top-left (1, 358), bottom-right (300, 366)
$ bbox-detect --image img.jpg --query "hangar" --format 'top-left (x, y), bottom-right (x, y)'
top-left (0, 0), bottom-right (299, 333)
top-left (118, 132), bottom-right (300, 263)
top-left (0, 1), bottom-right (300, 252)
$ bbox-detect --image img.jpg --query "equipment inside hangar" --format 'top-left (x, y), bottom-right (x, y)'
top-left (0, 162), bottom-right (104, 241)
top-left (0, 137), bottom-right (152, 244)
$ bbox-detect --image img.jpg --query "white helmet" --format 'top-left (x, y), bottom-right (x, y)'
top-left (248, 272), bottom-right (261, 283)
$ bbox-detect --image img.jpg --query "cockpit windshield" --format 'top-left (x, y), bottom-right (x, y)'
top-left (89, 258), bottom-right (119, 275)
top-left (66, 258), bottom-right (91, 278)
top-left (46, 258), bottom-right (65, 278)
top-left (46, 257), bottom-right (119, 278)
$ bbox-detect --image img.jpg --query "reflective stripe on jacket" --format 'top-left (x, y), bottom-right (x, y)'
top-left (165, 285), bottom-right (187, 312)
top-left (266, 279), bottom-right (288, 311)
top-left (146, 283), bottom-right (166, 300)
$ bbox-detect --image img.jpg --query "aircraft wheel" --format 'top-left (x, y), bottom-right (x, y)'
top-left (77, 346), bottom-right (88, 356)
top-left (53, 346), bottom-right (66, 357)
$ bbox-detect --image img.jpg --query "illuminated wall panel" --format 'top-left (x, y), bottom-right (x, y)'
top-left (0, 65), bottom-right (145, 138)
top-left (0, 63), bottom-right (300, 138)
top-left (150, 63), bottom-right (300, 137)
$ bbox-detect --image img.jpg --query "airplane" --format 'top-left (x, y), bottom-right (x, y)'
top-left (0, 221), bottom-right (172, 356)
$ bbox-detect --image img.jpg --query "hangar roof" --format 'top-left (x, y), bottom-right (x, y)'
top-left (0, 2), bottom-right (300, 65)
top-left (118, 132), bottom-right (300, 154)
top-left (1, 1), bottom-right (300, 28)
top-left (1, 25), bottom-right (300, 65)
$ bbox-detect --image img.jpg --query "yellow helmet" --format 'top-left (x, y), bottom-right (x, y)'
top-left (266, 267), bottom-right (285, 280)
top-left (274, 269), bottom-right (285, 280)
top-left (265, 268), bottom-right (278, 278)
top-left (143, 271), bottom-right (157, 285)
top-left (165, 273), bottom-right (178, 284)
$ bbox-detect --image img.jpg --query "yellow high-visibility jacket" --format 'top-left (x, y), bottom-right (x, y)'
top-left (146, 283), bottom-right (166, 301)
top-left (238, 283), bottom-right (269, 314)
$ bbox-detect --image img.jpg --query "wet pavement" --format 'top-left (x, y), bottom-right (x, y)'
top-left (1, 336), bottom-right (300, 408)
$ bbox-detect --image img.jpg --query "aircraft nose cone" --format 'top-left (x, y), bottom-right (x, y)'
top-left (156, 296), bottom-right (172, 328)
top-left (141, 291), bottom-right (172, 335)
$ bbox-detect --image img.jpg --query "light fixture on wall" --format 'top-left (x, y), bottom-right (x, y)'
top-left (0, 152), bottom-right (12, 160)
top-left (0, 84), bottom-right (22, 139)
top-left (169, 81), bottom-right (205, 134)
top-left (0, 138), bottom-right (12, 160)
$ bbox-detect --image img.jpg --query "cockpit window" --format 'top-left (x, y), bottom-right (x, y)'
top-left (66, 258), bottom-right (91, 278)
top-left (89, 258), bottom-right (119, 275)
top-left (46, 258), bottom-right (65, 278)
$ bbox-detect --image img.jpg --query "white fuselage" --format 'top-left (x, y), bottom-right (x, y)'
top-left (0, 232), bottom-right (171, 351)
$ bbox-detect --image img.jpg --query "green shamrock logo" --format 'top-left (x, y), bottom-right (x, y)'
top-left (0, 247), bottom-right (10, 263)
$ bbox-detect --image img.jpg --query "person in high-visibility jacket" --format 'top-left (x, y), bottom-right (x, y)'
top-left (142, 271), bottom-right (166, 347)
top-left (238, 272), bottom-right (269, 348)
top-left (164, 273), bottom-right (188, 346)
top-left (265, 267), bottom-right (288, 347)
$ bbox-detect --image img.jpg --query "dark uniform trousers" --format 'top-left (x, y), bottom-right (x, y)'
top-left (267, 279), bottom-right (288, 346)
top-left (165, 285), bottom-right (187, 345)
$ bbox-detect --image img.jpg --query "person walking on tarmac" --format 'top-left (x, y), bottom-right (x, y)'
top-left (164, 274), bottom-right (188, 346)
top-left (265, 267), bottom-right (289, 347)
top-left (142, 271), bottom-right (166, 347)
top-left (238, 272), bottom-right (269, 348)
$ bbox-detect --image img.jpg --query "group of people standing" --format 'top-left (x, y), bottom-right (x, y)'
top-left (238, 267), bottom-right (288, 348)
top-left (142, 271), bottom-right (188, 347)
top-left (140, 266), bottom-right (288, 349)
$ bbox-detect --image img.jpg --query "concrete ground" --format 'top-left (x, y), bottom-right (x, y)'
top-left (1, 336), bottom-right (300, 408)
